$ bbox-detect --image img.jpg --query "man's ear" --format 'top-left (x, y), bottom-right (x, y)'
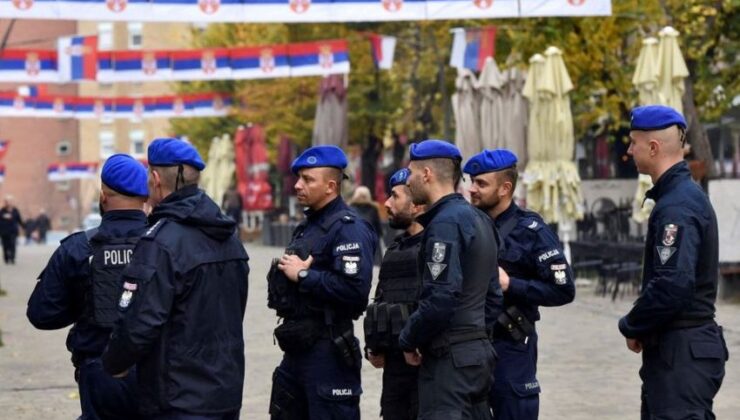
top-left (99, 188), bottom-right (107, 204)
top-left (649, 138), bottom-right (661, 156)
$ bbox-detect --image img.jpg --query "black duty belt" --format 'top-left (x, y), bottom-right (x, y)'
top-left (666, 318), bottom-right (715, 330)
top-left (429, 328), bottom-right (489, 353)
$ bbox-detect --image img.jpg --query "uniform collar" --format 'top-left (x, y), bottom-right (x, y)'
top-left (494, 201), bottom-right (518, 227)
top-left (645, 161), bottom-right (691, 202)
top-left (101, 209), bottom-right (147, 223)
top-left (416, 193), bottom-right (464, 227)
top-left (305, 195), bottom-right (345, 222)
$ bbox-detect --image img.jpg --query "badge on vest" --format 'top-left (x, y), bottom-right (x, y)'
top-left (427, 262), bottom-right (447, 280)
top-left (119, 282), bottom-right (137, 309)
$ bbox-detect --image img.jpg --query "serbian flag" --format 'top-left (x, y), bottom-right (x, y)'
top-left (185, 93), bottom-right (230, 117)
top-left (0, 92), bottom-right (34, 116)
top-left (98, 50), bottom-right (172, 82)
top-left (368, 34), bottom-right (396, 70)
top-left (0, 165), bottom-right (4, 183)
top-left (57, 35), bottom-right (98, 82)
top-left (230, 45), bottom-right (290, 80)
top-left (34, 95), bottom-right (76, 118)
top-left (0, 141), bottom-right (9, 160)
top-left (0, 49), bottom-right (58, 82)
top-left (449, 27), bottom-right (496, 71)
top-left (47, 162), bottom-right (98, 182)
top-left (74, 97), bottom-right (114, 119)
top-left (171, 48), bottom-right (231, 81)
top-left (288, 40), bottom-right (350, 77)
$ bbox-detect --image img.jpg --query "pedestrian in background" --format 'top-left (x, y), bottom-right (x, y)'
top-left (0, 195), bottom-right (23, 264)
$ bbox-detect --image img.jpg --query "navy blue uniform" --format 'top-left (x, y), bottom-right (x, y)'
top-left (399, 193), bottom-right (497, 420)
top-left (269, 196), bottom-right (377, 420)
top-left (102, 186), bottom-right (250, 419)
top-left (491, 203), bottom-right (575, 420)
top-left (619, 161), bottom-right (728, 419)
top-left (27, 210), bottom-right (148, 420)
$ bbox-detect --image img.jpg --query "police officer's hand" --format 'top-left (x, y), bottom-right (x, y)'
top-left (626, 338), bottom-right (642, 353)
top-left (404, 350), bottom-right (422, 366)
top-left (367, 351), bottom-right (385, 369)
top-left (278, 254), bottom-right (314, 282)
top-left (498, 267), bottom-right (510, 292)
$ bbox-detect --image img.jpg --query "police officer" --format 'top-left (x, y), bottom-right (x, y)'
top-left (399, 139), bottom-right (496, 419)
top-left (618, 105), bottom-right (728, 419)
top-left (364, 168), bottom-right (425, 420)
top-left (268, 145), bottom-right (377, 420)
top-left (101, 139), bottom-right (250, 420)
top-left (27, 154), bottom-right (149, 420)
top-left (463, 149), bottom-right (575, 419)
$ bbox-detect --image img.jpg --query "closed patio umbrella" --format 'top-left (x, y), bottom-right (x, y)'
top-left (478, 57), bottom-right (506, 150)
top-left (501, 66), bottom-right (528, 167)
top-left (452, 68), bottom-right (481, 162)
top-left (312, 74), bottom-right (348, 148)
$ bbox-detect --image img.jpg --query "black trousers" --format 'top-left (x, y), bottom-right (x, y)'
top-left (640, 323), bottom-right (728, 419)
top-left (381, 350), bottom-right (419, 420)
top-left (1, 234), bottom-right (16, 263)
top-left (418, 339), bottom-right (495, 420)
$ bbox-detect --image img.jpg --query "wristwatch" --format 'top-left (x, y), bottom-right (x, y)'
top-left (297, 269), bottom-right (310, 281)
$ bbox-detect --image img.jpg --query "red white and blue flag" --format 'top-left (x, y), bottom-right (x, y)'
top-left (97, 50), bottom-right (172, 82)
top-left (288, 40), bottom-right (350, 77)
top-left (449, 27), bottom-right (496, 71)
top-left (47, 161), bottom-right (98, 182)
top-left (368, 33), bottom-right (396, 70)
top-left (230, 45), bottom-right (290, 79)
top-left (0, 140), bottom-right (9, 160)
top-left (171, 48), bottom-right (231, 81)
top-left (57, 35), bottom-right (98, 81)
top-left (0, 49), bottom-right (58, 82)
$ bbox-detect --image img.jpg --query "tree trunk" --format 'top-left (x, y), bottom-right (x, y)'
top-left (682, 76), bottom-right (715, 183)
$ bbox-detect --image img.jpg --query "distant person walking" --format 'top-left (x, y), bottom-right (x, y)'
top-left (36, 209), bottom-right (51, 244)
top-left (0, 195), bottom-right (23, 264)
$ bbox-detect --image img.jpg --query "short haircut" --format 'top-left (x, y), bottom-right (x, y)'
top-left (324, 167), bottom-right (344, 186)
top-left (151, 164), bottom-right (200, 191)
top-left (426, 158), bottom-right (462, 188)
top-left (497, 166), bottom-right (518, 191)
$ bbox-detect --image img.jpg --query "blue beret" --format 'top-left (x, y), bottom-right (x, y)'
top-left (101, 154), bottom-right (148, 197)
top-left (463, 149), bottom-right (518, 176)
top-left (409, 139), bottom-right (462, 161)
top-left (148, 138), bottom-right (206, 170)
top-left (291, 145), bottom-right (348, 175)
top-left (388, 168), bottom-right (410, 190)
top-left (630, 105), bottom-right (687, 131)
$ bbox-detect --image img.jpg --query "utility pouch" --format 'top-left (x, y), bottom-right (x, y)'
top-left (496, 306), bottom-right (535, 343)
top-left (332, 327), bottom-right (360, 368)
top-left (273, 319), bottom-right (323, 354)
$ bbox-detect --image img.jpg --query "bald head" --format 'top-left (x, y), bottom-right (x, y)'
top-left (628, 125), bottom-right (687, 182)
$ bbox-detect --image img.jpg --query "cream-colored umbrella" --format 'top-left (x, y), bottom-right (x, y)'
top-left (452, 68), bottom-right (481, 162)
top-left (522, 54), bottom-right (546, 161)
top-left (201, 136), bottom-right (222, 201)
top-left (523, 47), bottom-right (583, 224)
top-left (656, 26), bottom-right (689, 114)
top-left (501, 66), bottom-right (528, 167)
top-left (631, 27), bottom-right (690, 222)
top-left (202, 134), bottom-right (236, 206)
top-left (478, 57), bottom-right (505, 150)
top-left (632, 37), bottom-right (661, 106)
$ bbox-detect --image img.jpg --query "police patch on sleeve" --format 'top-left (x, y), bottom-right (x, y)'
top-left (537, 249), bottom-right (560, 263)
top-left (427, 242), bottom-right (451, 282)
top-left (342, 255), bottom-right (360, 276)
top-left (432, 242), bottom-right (446, 263)
top-left (661, 224), bottom-right (678, 246)
top-left (657, 224), bottom-right (680, 265)
top-left (657, 246), bottom-right (676, 265)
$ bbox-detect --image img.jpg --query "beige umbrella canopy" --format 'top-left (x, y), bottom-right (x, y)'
top-left (631, 27), bottom-right (690, 222)
top-left (656, 26), bottom-right (689, 114)
top-left (452, 68), bottom-right (481, 162)
top-left (312, 74), bottom-right (349, 147)
top-left (523, 54), bottom-right (546, 161)
top-left (501, 66), bottom-right (529, 167)
top-left (478, 57), bottom-right (506, 150)
top-left (202, 134), bottom-right (236, 205)
top-left (523, 47), bottom-right (583, 224)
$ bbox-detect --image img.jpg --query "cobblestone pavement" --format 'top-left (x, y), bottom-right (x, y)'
top-left (1, 243), bottom-right (737, 419)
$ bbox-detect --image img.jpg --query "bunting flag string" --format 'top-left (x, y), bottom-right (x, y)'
top-left (47, 161), bottom-right (98, 182)
top-left (1, 39), bottom-right (351, 83)
top-left (0, 91), bottom-right (231, 119)
top-left (0, 0), bottom-right (611, 22)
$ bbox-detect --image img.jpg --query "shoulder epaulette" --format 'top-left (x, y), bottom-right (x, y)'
top-left (142, 219), bottom-right (168, 239)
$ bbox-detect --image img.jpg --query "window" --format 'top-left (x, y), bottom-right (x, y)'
top-left (98, 23), bottom-right (113, 50)
top-left (129, 129), bottom-right (145, 157)
top-left (128, 22), bottom-right (143, 49)
top-left (99, 130), bottom-right (115, 158)
top-left (56, 141), bottom-right (71, 156)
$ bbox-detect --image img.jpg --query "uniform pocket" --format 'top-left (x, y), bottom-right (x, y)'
top-left (316, 383), bottom-right (362, 402)
top-left (690, 341), bottom-right (725, 360)
top-left (510, 380), bottom-right (541, 397)
top-left (450, 342), bottom-right (485, 368)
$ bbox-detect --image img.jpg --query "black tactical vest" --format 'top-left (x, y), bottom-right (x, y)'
top-left (364, 236), bottom-right (421, 351)
top-left (86, 229), bottom-right (139, 328)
